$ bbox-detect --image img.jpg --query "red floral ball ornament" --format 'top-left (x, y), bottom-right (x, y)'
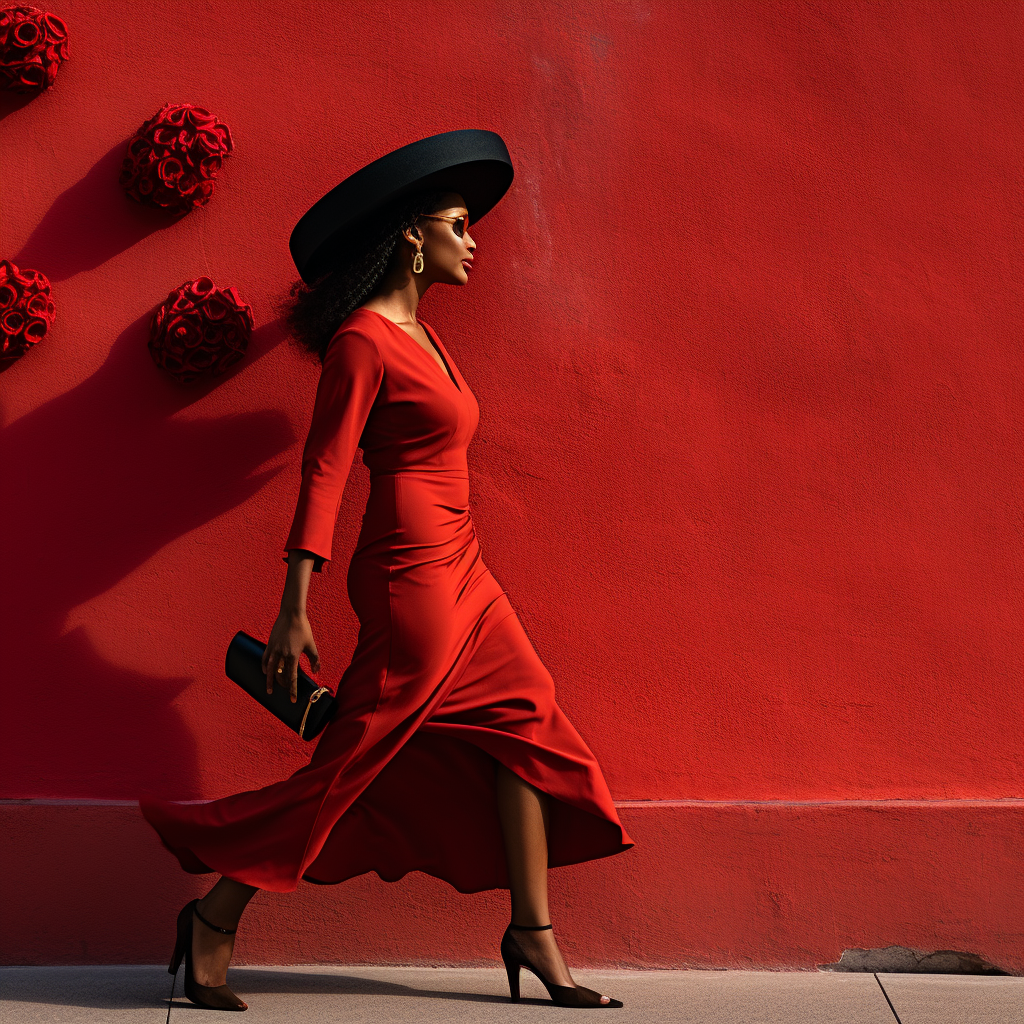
top-left (0, 6), bottom-right (69, 94)
top-left (149, 277), bottom-right (252, 383)
top-left (120, 103), bottom-right (234, 215)
top-left (0, 259), bottom-right (55, 369)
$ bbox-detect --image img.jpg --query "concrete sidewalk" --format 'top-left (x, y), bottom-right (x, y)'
top-left (1, 965), bottom-right (1020, 1022)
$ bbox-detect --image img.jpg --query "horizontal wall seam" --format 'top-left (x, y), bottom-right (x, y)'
top-left (2, 798), bottom-right (1022, 808)
top-left (615, 799), bottom-right (1024, 808)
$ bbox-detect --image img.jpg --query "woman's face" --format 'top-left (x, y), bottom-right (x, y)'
top-left (404, 192), bottom-right (476, 285)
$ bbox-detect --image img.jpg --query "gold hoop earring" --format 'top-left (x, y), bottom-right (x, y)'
top-left (412, 249), bottom-right (424, 274)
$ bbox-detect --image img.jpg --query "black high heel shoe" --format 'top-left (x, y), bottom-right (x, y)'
top-left (500, 922), bottom-right (623, 1008)
top-left (167, 898), bottom-right (248, 1011)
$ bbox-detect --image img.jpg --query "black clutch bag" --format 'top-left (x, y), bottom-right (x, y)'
top-left (224, 630), bottom-right (337, 740)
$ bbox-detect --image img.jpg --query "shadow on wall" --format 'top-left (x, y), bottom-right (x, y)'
top-left (0, 311), bottom-right (294, 798)
top-left (0, 87), bottom-right (37, 125)
top-left (14, 139), bottom-right (181, 282)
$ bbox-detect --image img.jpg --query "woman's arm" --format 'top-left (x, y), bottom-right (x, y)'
top-left (262, 549), bottom-right (322, 702)
top-left (281, 329), bottom-right (385, 570)
top-left (267, 328), bottom-right (385, 701)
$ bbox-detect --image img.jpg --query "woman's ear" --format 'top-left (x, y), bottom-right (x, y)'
top-left (402, 224), bottom-right (423, 247)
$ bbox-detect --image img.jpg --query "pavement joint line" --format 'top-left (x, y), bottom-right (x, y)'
top-left (873, 972), bottom-right (903, 1024)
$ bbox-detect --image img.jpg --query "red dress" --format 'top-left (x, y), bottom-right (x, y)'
top-left (139, 307), bottom-right (634, 893)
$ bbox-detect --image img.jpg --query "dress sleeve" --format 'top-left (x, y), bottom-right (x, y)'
top-left (282, 328), bottom-right (384, 572)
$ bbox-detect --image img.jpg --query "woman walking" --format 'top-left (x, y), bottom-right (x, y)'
top-left (139, 129), bottom-right (633, 1012)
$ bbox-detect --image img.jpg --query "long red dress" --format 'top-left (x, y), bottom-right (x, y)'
top-left (139, 307), bottom-right (634, 894)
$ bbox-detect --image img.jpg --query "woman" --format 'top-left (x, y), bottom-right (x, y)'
top-left (140, 129), bottom-right (633, 1012)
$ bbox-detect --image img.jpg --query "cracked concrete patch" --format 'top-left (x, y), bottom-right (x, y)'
top-left (819, 946), bottom-right (1012, 975)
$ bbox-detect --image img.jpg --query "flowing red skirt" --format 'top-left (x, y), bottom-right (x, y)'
top-left (139, 471), bottom-right (634, 894)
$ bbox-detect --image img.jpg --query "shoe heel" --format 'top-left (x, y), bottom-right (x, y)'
top-left (501, 921), bottom-right (622, 1008)
top-left (168, 907), bottom-right (189, 975)
top-left (168, 935), bottom-right (185, 976)
top-left (503, 959), bottom-right (521, 1002)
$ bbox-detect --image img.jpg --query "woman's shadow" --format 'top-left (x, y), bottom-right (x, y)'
top-left (0, 965), bottom-right (518, 1010)
top-left (0, 312), bottom-right (297, 799)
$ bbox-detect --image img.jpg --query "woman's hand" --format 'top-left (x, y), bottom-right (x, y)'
top-left (262, 608), bottom-right (321, 703)
top-left (264, 549), bottom-right (321, 701)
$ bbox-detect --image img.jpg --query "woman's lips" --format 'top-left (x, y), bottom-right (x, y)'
top-left (462, 260), bottom-right (472, 271)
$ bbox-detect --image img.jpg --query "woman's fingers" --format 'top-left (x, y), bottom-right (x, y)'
top-left (265, 646), bottom-right (309, 702)
top-left (266, 650), bottom-right (279, 694)
top-left (267, 651), bottom-right (290, 694)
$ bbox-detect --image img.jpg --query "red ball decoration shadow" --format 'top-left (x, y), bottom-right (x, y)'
top-left (0, 258), bottom-right (55, 370)
top-left (148, 277), bottom-right (253, 384)
top-left (0, 5), bottom-right (69, 94)
top-left (119, 102), bottom-right (234, 216)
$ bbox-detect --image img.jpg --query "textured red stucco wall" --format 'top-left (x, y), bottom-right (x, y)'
top-left (1, 1), bottom-right (1020, 970)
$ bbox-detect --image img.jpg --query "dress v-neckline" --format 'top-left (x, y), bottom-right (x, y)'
top-left (360, 308), bottom-right (461, 394)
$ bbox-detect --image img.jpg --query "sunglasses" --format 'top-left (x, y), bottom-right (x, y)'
top-left (419, 213), bottom-right (470, 237)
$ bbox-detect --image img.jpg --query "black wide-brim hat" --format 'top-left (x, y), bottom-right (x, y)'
top-left (289, 128), bottom-right (514, 284)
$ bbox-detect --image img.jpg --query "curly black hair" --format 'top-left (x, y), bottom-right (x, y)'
top-left (278, 188), bottom-right (452, 364)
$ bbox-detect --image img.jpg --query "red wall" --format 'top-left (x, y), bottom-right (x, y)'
top-left (1, 1), bottom-right (1021, 971)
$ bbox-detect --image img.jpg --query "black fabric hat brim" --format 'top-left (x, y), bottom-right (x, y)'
top-left (289, 128), bottom-right (514, 284)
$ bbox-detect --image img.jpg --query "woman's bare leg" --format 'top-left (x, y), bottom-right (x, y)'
top-left (190, 876), bottom-right (259, 988)
top-left (494, 761), bottom-right (612, 1003)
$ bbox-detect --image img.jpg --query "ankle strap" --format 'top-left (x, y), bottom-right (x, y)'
top-left (509, 922), bottom-right (553, 931)
top-left (193, 900), bottom-right (237, 935)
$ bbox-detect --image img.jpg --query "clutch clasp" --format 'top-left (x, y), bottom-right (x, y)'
top-left (298, 686), bottom-right (330, 740)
